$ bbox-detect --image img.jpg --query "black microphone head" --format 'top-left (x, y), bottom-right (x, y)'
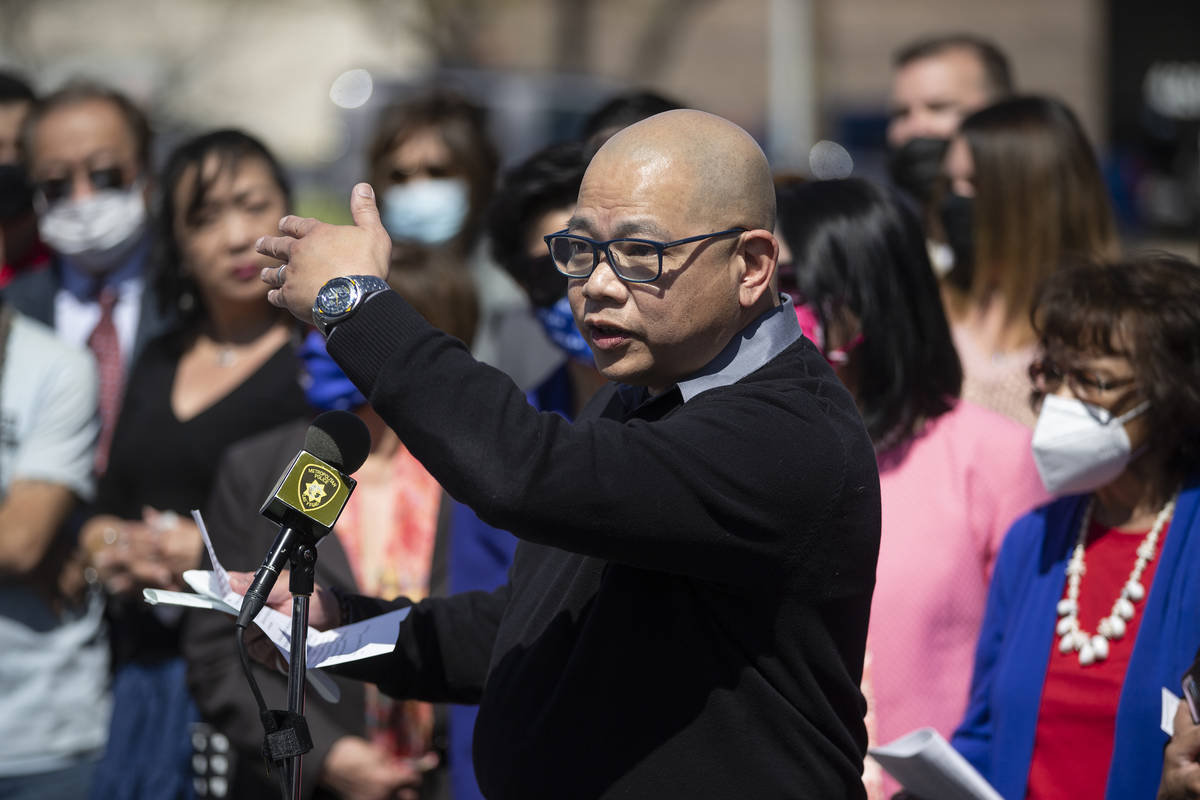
top-left (305, 410), bottom-right (371, 473)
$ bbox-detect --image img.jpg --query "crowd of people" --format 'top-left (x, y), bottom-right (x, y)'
top-left (2, 29), bottom-right (1200, 800)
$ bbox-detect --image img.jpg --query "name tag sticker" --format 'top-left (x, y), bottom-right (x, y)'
top-left (1163, 687), bottom-right (1182, 735)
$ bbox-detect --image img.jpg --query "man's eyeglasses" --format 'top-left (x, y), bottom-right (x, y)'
top-left (543, 227), bottom-right (747, 283)
top-left (34, 166), bottom-right (130, 205)
top-left (1028, 357), bottom-right (1136, 402)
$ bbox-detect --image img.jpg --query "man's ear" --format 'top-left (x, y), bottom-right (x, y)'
top-left (737, 230), bottom-right (779, 309)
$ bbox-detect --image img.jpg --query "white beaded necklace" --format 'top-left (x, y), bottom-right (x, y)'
top-left (1055, 491), bottom-right (1178, 666)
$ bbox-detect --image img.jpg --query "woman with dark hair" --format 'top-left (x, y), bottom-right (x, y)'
top-left (935, 95), bottom-right (1119, 427)
top-left (948, 252), bottom-right (1200, 800)
top-left (368, 89), bottom-right (498, 264)
top-left (79, 129), bottom-right (310, 799)
top-left (775, 178), bottom-right (1046, 798)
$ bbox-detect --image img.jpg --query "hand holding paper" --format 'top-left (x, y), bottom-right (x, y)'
top-left (142, 510), bottom-right (409, 700)
top-left (226, 570), bottom-right (342, 631)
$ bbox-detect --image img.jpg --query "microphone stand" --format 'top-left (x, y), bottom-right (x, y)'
top-left (285, 540), bottom-right (317, 800)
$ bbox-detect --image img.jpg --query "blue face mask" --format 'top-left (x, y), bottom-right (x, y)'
top-left (298, 330), bottom-right (368, 411)
top-left (534, 296), bottom-right (593, 366)
top-left (381, 178), bottom-right (469, 244)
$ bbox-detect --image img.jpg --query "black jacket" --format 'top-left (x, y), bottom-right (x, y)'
top-left (328, 291), bottom-right (881, 800)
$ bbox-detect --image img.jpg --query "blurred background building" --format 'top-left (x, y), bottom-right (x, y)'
top-left (0, 0), bottom-right (1195, 251)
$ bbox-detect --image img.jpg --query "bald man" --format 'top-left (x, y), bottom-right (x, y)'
top-left (255, 110), bottom-right (880, 798)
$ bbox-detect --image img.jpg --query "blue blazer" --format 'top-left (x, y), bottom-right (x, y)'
top-left (951, 476), bottom-right (1200, 799)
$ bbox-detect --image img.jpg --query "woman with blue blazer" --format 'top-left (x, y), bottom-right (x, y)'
top-left (951, 253), bottom-right (1200, 800)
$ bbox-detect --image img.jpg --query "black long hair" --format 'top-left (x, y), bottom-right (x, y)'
top-left (776, 178), bottom-right (962, 449)
top-left (154, 129), bottom-right (292, 327)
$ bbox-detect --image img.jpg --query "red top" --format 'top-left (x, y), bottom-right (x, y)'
top-left (1025, 517), bottom-right (1166, 799)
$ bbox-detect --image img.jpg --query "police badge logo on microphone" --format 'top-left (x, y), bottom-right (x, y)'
top-left (263, 425), bottom-right (357, 531)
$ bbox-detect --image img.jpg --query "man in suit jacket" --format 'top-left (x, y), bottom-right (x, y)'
top-left (6, 80), bottom-right (174, 469)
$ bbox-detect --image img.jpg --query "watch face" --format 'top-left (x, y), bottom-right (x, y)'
top-left (316, 278), bottom-right (355, 318)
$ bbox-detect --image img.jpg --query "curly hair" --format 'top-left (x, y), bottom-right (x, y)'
top-left (1032, 252), bottom-right (1200, 485)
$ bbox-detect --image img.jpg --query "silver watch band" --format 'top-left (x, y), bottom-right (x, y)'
top-left (315, 275), bottom-right (390, 337)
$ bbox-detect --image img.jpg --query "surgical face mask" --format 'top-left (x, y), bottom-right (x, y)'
top-left (887, 137), bottom-right (950, 205)
top-left (1031, 394), bottom-right (1151, 496)
top-left (381, 178), bottom-right (469, 245)
top-left (37, 182), bottom-right (147, 274)
top-left (938, 191), bottom-right (974, 291)
top-left (0, 163), bottom-right (33, 220)
top-left (534, 296), bottom-right (593, 366)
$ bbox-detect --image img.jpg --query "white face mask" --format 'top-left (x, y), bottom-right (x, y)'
top-left (1031, 393), bottom-right (1151, 496)
top-left (381, 178), bottom-right (469, 245)
top-left (37, 182), bottom-right (148, 274)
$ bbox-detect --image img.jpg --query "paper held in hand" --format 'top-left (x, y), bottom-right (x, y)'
top-left (868, 727), bottom-right (1002, 800)
top-left (142, 510), bottom-right (409, 703)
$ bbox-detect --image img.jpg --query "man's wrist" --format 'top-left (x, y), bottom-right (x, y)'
top-left (312, 275), bottom-right (390, 337)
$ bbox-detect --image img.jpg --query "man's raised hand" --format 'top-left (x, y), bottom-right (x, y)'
top-left (258, 183), bottom-right (391, 323)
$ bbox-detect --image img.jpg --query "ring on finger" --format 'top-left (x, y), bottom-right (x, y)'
top-left (276, 264), bottom-right (288, 284)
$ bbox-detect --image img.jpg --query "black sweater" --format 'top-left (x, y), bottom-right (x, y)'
top-left (96, 329), bottom-right (310, 664)
top-left (328, 292), bottom-right (881, 799)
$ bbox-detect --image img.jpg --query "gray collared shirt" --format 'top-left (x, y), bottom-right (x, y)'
top-left (676, 294), bottom-right (802, 402)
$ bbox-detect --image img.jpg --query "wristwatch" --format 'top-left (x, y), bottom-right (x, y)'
top-left (312, 275), bottom-right (390, 337)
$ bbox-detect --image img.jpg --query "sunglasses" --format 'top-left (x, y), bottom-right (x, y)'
top-left (34, 166), bottom-right (130, 205)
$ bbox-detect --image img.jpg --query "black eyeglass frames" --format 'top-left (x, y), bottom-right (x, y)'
top-left (543, 227), bottom-right (747, 283)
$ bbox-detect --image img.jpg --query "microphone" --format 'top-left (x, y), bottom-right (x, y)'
top-left (236, 410), bottom-right (371, 627)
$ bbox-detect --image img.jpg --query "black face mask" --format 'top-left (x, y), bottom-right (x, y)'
top-left (0, 163), bottom-right (32, 220)
top-left (938, 192), bottom-right (974, 291)
top-left (887, 137), bottom-right (950, 206)
top-left (510, 252), bottom-right (568, 310)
